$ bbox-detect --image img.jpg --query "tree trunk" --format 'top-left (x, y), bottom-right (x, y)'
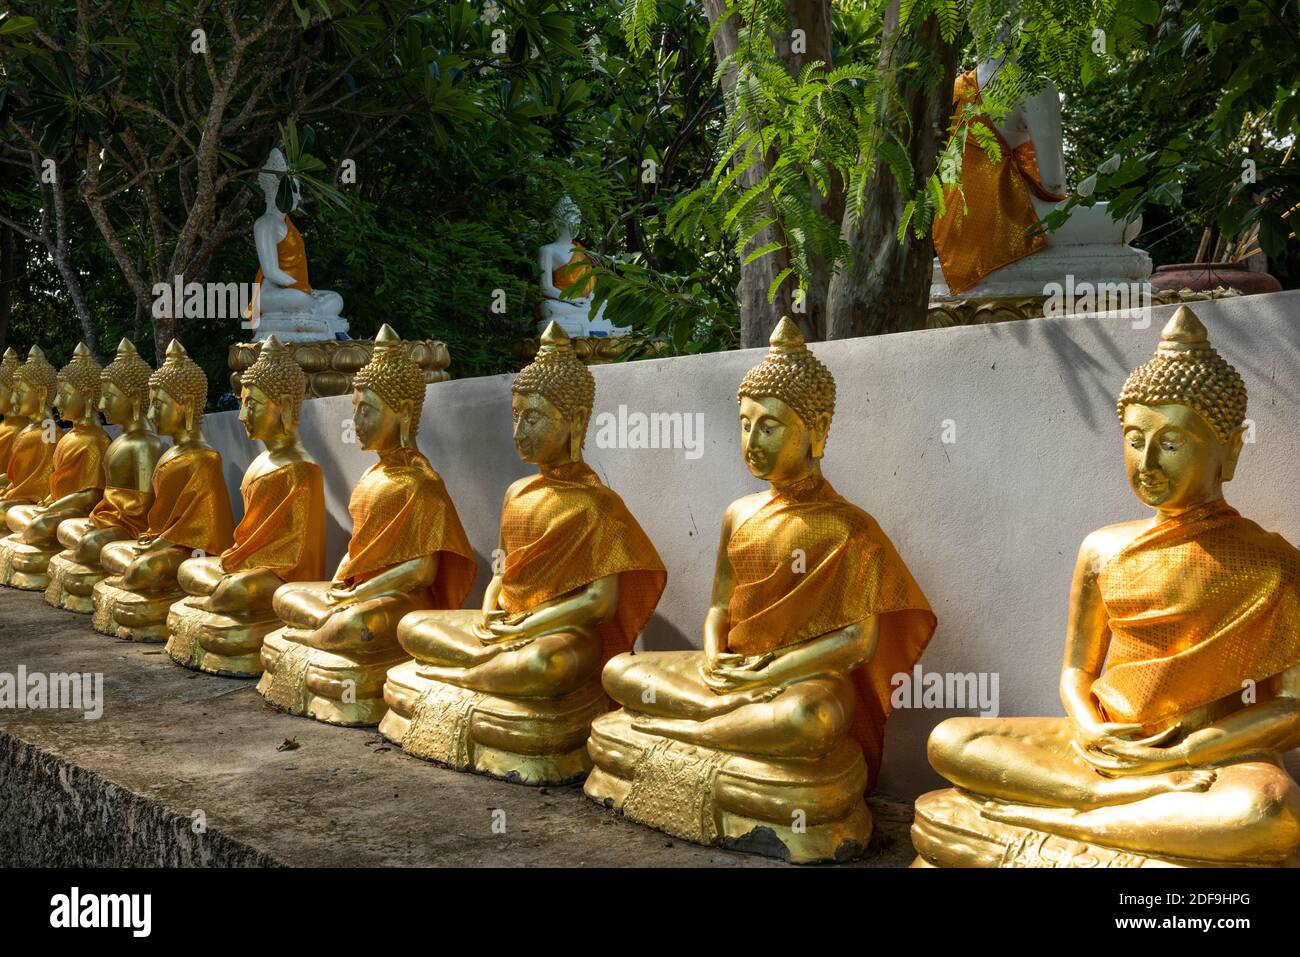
top-left (826, 5), bottom-right (957, 339)
top-left (703, 0), bottom-right (795, 349)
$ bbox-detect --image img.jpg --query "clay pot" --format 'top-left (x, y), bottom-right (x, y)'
top-left (1151, 262), bottom-right (1282, 296)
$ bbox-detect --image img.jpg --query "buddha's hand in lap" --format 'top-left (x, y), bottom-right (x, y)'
top-left (1070, 723), bottom-right (1209, 778)
top-left (700, 651), bottom-right (776, 692)
top-left (472, 612), bottom-right (535, 649)
top-left (323, 582), bottom-right (361, 609)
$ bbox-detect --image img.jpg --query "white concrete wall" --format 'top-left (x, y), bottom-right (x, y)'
top-left (205, 291), bottom-right (1300, 798)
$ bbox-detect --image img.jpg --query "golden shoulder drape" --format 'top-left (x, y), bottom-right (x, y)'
top-left (144, 448), bottom-right (235, 556)
top-left (336, 447), bottom-right (476, 610)
top-left (253, 214), bottom-right (312, 294)
top-left (724, 475), bottom-right (936, 782)
top-left (43, 424), bottom-right (110, 503)
top-left (89, 486), bottom-right (153, 538)
top-left (1094, 499), bottom-right (1300, 727)
top-left (499, 461), bottom-right (666, 669)
top-left (0, 425), bottom-right (59, 502)
top-left (551, 241), bottom-right (597, 298)
top-left (0, 419), bottom-right (26, 480)
top-left (220, 460), bottom-right (326, 582)
top-left (931, 69), bottom-right (1067, 294)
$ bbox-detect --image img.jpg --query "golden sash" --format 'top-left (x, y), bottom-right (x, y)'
top-left (551, 241), bottom-right (596, 298)
top-left (220, 460), bottom-right (326, 582)
top-left (1094, 500), bottom-right (1300, 726)
top-left (43, 424), bottom-right (110, 503)
top-left (0, 424), bottom-right (58, 502)
top-left (499, 461), bottom-right (666, 668)
top-left (144, 447), bottom-right (235, 556)
top-left (253, 214), bottom-right (312, 294)
top-left (931, 69), bottom-right (1067, 294)
top-left (336, 447), bottom-right (476, 609)
top-left (724, 475), bottom-right (936, 780)
top-left (89, 486), bottom-right (153, 538)
top-left (0, 418), bottom-right (28, 479)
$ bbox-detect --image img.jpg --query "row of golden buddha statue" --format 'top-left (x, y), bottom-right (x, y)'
top-left (0, 308), bottom-right (1297, 867)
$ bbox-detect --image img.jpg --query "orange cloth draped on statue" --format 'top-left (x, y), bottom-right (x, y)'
top-left (499, 461), bottom-right (666, 669)
top-left (551, 242), bottom-right (596, 298)
top-left (89, 486), bottom-right (153, 538)
top-left (724, 474), bottom-right (936, 782)
top-left (143, 448), bottom-right (234, 556)
top-left (0, 419), bottom-right (27, 480)
top-left (252, 214), bottom-right (312, 295)
top-left (219, 461), bottom-right (326, 582)
top-left (931, 69), bottom-right (1067, 295)
top-left (1, 425), bottom-right (59, 502)
top-left (43, 424), bottom-right (110, 503)
top-left (1093, 499), bottom-right (1300, 727)
top-left (335, 447), bottom-right (476, 610)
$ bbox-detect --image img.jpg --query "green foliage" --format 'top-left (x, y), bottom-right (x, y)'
top-left (1047, 1), bottom-right (1298, 282)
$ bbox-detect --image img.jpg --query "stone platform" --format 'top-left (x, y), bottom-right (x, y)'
top-left (0, 588), bottom-right (915, 867)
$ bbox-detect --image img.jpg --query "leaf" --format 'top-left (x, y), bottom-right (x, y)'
top-left (767, 266), bottom-right (794, 303)
top-left (742, 241), bottom-right (782, 265)
top-left (0, 15), bottom-right (37, 36)
top-left (1076, 173), bottom-right (1097, 198)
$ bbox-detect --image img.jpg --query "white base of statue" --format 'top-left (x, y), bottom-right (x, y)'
top-left (930, 244), bottom-right (1153, 302)
top-left (250, 312), bottom-right (350, 343)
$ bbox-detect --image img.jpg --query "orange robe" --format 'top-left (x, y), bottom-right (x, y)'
top-left (335, 447), bottom-right (476, 610)
top-left (499, 461), bottom-right (666, 669)
top-left (551, 241), bottom-right (596, 298)
top-left (143, 447), bottom-right (235, 556)
top-left (1094, 500), bottom-right (1300, 727)
top-left (42, 423), bottom-right (110, 504)
top-left (89, 486), bottom-right (154, 539)
top-left (219, 460), bottom-right (326, 582)
top-left (931, 69), bottom-right (1067, 294)
top-left (0, 418), bottom-right (28, 480)
top-left (724, 475), bottom-right (936, 782)
top-left (0, 424), bottom-right (59, 502)
top-left (253, 214), bottom-right (311, 295)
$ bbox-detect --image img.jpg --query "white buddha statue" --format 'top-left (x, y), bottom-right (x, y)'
top-left (246, 148), bottom-right (349, 342)
top-left (931, 53), bottom-right (1150, 303)
top-left (537, 196), bottom-right (629, 338)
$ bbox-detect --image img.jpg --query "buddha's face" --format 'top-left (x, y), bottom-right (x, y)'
top-left (352, 387), bottom-right (403, 452)
top-left (99, 383), bottom-right (135, 427)
top-left (240, 384), bottom-right (285, 443)
top-left (739, 394), bottom-right (826, 484)
top-left (12, 380), bottom-right (45, 419)
top-left (55, 381), bottom-right (86, 421)
top-left (148, 387), bottom-right (189, 436)
top-left (1122, 402), bottom-right (1239, 512)
top-left (512, 392), bottom-right (574, 465)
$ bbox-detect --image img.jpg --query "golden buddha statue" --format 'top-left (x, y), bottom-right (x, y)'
top-left (0, 344), bottom-right (110, 590)
top-left (0, 347), bottom-right (28, 488)
top-left (915, 306), bottom-right (1300, 868)
top-left (93, 340), bottom-right (234, 642)
top-left (584, 318), bottom-right (936, 862)
top-left (46, 340), bottom-right (165, 613)
top-left (0, 346), bottom-right (59, 516)
top-left (380, 321), bottom-right (667, 785)
top-left (256, 324), bottom-right (476, 725)
top-left (165, 337), bottom-right (325, 676)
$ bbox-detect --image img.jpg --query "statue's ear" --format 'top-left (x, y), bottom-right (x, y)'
top-left (398, 398), bottom-right (414, 446)
top-left (1222, 425), bottom-right (1247, 482)
top-left (569, 410), bottom-right (588, 461)
top-left (810, 411), bottom-right (831, 459)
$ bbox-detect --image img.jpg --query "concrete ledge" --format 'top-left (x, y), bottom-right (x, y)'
top-left (0, 588), bottom-right (915, 867)
top-left (204, 290), bottom-right (1300, 797)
